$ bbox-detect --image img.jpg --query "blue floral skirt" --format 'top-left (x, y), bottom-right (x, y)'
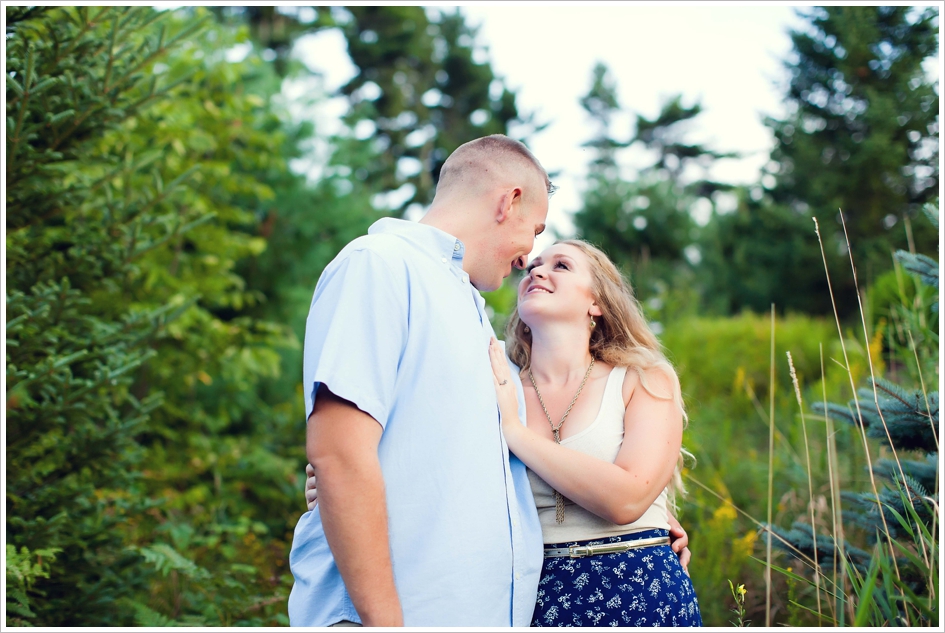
top-left (531, 529), bottom-right (702, 627)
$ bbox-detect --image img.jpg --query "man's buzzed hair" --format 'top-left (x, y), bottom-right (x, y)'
top-left (437, 134), bottom-right (557, 200)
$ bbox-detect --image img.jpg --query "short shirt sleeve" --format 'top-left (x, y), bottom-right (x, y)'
top-left (302, 247), bottom-right (408, 428)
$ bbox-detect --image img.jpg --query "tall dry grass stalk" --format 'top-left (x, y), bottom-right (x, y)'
top-left (822, 343), bottom-right (852, 624)
top-left (839, 213), bottom-right (917, 540)
top-left (765, 304), bottom-right (775, 627)
top-left (787, 351), bottom-right (822, 624)
top-left (812, 217), bottom-right (901, 581)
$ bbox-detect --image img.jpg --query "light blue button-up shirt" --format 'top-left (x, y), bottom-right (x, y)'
top-left (288, 218), bottom-right (543, 627)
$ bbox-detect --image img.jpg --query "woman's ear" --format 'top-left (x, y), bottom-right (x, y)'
top-left (589, 302), bottom-right (603, 318)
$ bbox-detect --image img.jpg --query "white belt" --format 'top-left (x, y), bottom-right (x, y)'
top-left (543, 535), bottom-right (670, 558)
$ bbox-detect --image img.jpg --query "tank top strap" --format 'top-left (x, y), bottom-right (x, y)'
top-left (608, 365), bottom-right (629, 411)
top-left (589, 365), bottom-right (627, 427)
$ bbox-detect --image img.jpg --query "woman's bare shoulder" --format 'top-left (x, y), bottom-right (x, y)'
top-left (621, 364), bottom-right (675, 408)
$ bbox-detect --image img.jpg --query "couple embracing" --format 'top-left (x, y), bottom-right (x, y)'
top-left (287, 135), bottom-right (702, 627)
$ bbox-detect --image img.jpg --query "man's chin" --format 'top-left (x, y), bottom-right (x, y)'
top-left (471, 275), bottom-right (502, 293)
top-left (472, 280), bottom-right (499, 292)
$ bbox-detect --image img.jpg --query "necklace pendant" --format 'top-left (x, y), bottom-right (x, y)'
top-left (554, 490), bottom-right (565, 524)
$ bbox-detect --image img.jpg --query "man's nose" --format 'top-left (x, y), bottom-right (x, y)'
top-left (513, 256), bottom-right (526, 270)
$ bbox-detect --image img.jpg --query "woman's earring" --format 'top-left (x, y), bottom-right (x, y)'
top-left (589, 316), bottom-right (597, 329)
top-left (523, 325), bottom-right (530, 333)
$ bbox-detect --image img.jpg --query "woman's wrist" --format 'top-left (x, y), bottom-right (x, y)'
top-left (501, 415), bottom-right (526, 448)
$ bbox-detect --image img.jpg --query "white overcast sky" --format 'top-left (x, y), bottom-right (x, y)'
top-left (282, 2), bottom-right (939, 258)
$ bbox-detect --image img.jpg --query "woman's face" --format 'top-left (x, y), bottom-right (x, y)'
top-left (517, 243), bottom-right (601, 328)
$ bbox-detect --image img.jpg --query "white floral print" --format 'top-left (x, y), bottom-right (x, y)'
top-left (531, 530), bottom-right (701, 627)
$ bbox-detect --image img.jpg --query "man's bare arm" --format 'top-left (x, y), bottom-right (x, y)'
top-left (308, 386), bottom-right (403, 626)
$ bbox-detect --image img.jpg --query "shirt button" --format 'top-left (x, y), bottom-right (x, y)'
top-left (512, 519), bottom-right (518, 527)
top-left (441, 257), bottom-right (447, 263)
top-left (515, 573), bottom-right (521, 580)
top-left (453, 243), bottom-right (461, 251)
top-left (463, 274), bottom-right (469, 283)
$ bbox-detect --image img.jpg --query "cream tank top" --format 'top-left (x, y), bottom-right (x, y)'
top-left (527, 365), bottom-right (671, 544)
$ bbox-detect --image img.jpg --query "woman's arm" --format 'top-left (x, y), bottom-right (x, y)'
top-left (489, 338), bottom-right (682, 526)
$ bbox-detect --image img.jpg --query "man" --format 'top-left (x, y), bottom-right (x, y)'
top-left (288, 135), bottom-right (687, 626)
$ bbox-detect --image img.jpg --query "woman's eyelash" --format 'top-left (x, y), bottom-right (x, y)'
top-left (526, 260), bottom-right (569, 272)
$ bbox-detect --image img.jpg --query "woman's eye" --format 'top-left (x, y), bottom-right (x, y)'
top-left (555, 261), bottom-right (569, 270)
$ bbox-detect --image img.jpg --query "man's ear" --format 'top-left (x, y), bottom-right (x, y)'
top-left (496, 186), bottom-right (524, 224)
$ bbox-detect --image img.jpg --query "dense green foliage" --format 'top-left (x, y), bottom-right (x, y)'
top-left (572, 7), bottom-right (939, 319)
top-left (5, 6), bottom-right (311, 625)
top-left (6, 6), bottom-right (208, 623)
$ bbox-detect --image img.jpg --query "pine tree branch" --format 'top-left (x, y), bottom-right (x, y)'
top-left (7, 43), bottom-right (37, 175)
top-left (105, 15), bottom-right (210, 98)
top-left (53, 7), bottom-right (115, 67)
top-left (101, 10), bottom-right (121, 94)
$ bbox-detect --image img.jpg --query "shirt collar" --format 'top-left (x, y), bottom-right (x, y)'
top-left (368, 217), bottom-right (466, 266)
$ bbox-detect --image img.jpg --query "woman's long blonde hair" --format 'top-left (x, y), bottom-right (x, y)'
top-left (505, 239), bottom-right (692, 507)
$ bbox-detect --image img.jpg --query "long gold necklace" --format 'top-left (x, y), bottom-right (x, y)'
top-left (527, 358), bottom-right (596, 524)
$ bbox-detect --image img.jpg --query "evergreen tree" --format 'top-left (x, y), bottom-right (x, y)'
top-left (765, 6), bottom-right (939, 273)
top-left (6, 7), bottom-right (309, 625)
top-left (212, 6), bottom-right (532, 217)
top-left (573, 64), bottom-right (693, 267)
top-left (339, 6), bottom-right (532, 215)
top-left (5, 6), bottom-right (208, 624)
top-left (572, 63), bottom-right (729, 312)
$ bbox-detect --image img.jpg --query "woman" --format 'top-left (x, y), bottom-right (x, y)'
top-left (488, 239), bottom-right (700, 627)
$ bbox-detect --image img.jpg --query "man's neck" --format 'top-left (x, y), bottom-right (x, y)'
top-left (420, 204), bottom-right (482, 280)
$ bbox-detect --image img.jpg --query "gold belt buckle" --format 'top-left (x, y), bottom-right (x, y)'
top-left (568, 545), bottom-right (590, 558)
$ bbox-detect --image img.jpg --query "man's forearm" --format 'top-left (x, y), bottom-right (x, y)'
top-left (316, 453), bottom-right (402, 626)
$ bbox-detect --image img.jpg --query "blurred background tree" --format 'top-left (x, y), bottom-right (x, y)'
top-left (762, 5), bottom-right (939, 315)
top-left (210, 5), bottom-right (538, 217)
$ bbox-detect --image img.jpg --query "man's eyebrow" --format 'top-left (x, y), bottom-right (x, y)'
top-left (535, 224), bottom-right (546, 236)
